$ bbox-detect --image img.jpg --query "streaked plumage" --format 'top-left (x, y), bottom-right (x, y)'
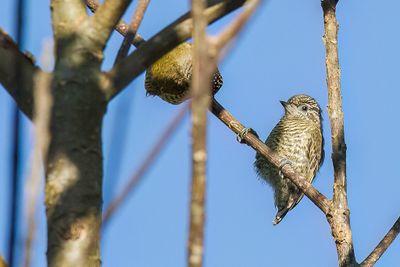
top-left (145, 42), bottom-right (223, 104)
top-left (254, 94), bottom-right (324, 225)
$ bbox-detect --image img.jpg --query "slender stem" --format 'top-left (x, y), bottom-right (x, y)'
top-left (102, 104), bottom-right (189, 226)
top-left (114, 0), bottom-right (150, 65)
top-left (212, 0), bottom-right (260, 52)
top-left (88, 0), bottom-right (132, 45)
top-left (86, 0), bottom-right (146, 47)
top-left (361, 216), bottom-right (400, 267)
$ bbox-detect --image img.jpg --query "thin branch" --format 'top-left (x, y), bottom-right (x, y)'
top-left (23, 40), bottom-right (53, 267)
top-left (86, 0), bottom-right (146, 47)
top-left (102, 103), bottom-right (189, 227)
top-left (210, 99), bottom-right (331, 214)
top-left (0, 28), bottom-right (40, 118)
top-left (188, 0), bottom-right (211, 266)
top-left (321, 0), bottom-right (356, 266)
top-left (8, 0), bottom-right (26, 264)
top-left (211, 0), bottom-right (260, 53)
top-left (88, 0), bottom-right (132, 45)
top-left (107, 0), bottom-right (247, 100)
top-left (114, 0), bottom-right (150, 65)
top-left (361, 216), bottom-right (400, 267)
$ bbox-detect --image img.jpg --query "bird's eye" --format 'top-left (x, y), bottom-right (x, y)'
top-left (301, 105), bottom-right (308, 112)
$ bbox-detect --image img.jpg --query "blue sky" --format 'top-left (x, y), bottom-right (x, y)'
top-left (1, 0), bottom-right (399, 266)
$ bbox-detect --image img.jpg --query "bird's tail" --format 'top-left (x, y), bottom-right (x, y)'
top-left (272, 192), bottom-right (305, 225)
top-left (272, 208), bottom-right (290, 225)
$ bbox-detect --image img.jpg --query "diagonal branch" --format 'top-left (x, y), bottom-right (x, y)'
top-left (102, 103), bottom-right (189, 227)
top-left (114, 0), bottom-right (150, 65)
top-left (361, 216), bottom-right (400, 267)
top-left (106, 0), bottom-right (247, 100)
top-left (0, 28), bottom-right (40, 119)
top-left (211, 0), bottom-right (260, 53)
top-left (87, 0), bottom-right (132, 45)
top-left (210, 99), bottom-right (331, 214)
top-left (86, 0), bottom-right (146, 47)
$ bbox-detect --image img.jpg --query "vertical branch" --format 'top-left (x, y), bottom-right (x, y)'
top-left (321, 1), bottom-right (356, 266)
top-left (23, 41), bottom-right (53, 267)
top-left (188, 0), bottom-right (213, 266)
top-left (8, 0), bottom-right (26, 265)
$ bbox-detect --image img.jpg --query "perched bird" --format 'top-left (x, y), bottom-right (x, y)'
top-left (145, 42), bottom-right (223, 104)
top-left (254, 94), bottom-right (324, 225)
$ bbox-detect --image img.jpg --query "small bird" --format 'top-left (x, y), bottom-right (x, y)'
top-left (145, 42), bottom-right (223, 104)
top-left (254, 94), bottom-right (324, 225)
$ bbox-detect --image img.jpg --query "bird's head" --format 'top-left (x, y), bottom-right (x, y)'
top-left (280, 94), bottom-right (322, 123)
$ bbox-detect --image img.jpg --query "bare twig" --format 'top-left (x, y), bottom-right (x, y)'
top-left (114, 0), bottom-right (150, 65)
top-left (321, 1), bottom-right (356, 266)
top-left (88, 0), bottom-right (132, 45)
top-left (210, 99), bottom-right (331, 213)
top-left (86, 0), bottom-right (146, 47)
top-left (210, 0), bottom-right (260, 54)
top-left (107, 0), bottom-right (247, 100)
top-left (361, 216), bottom-right (400, 267)
top-left (23, 40), bottom-right (53, 267)
top-left (102, 104), bottom-right (189, 226)
top-left (188, 1), bottom-right (211, 266)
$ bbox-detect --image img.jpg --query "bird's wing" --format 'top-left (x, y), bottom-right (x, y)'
top-left (307, 127), bottom-right (324, 182)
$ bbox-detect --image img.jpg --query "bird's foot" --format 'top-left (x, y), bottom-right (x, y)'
top-left (236, 127), bottom-right (259, 144)
top-left (278, 158), bottom-right (294, 178)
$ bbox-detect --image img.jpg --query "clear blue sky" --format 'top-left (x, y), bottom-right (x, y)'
top-left (1, 1), bottom-right (399, 266)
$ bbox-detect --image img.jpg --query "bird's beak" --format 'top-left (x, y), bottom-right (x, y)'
top-left (280, 100), bottom-right (287, 108)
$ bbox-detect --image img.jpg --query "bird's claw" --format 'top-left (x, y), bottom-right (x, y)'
top-left (236, 127), bottom-right (259, 144)
top-left (278, 158), bottom-right (294, 178)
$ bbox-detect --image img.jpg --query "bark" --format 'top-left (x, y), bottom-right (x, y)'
top-left (45, 29), bottom-right (106, 267)
top-left (321, 1), bottom-right (357, 266)
top-left (188, 1), bottom-right (212, 266)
